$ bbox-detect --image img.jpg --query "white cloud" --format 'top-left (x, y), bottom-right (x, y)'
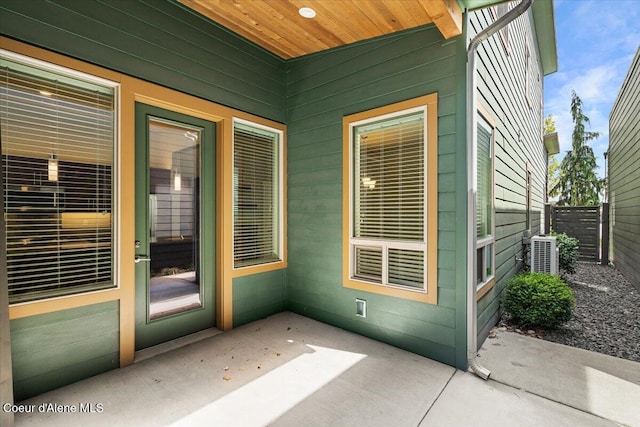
top-left (567, 0), bottom-right (640, 53)
top-left (543, 1), bottom-right (639, 179)
top-left (571, 66), bottom-right (619, 104)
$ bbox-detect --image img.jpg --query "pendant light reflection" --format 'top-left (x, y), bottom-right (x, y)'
top-left (173, 168), bottom-right (181, 192)
top-left (362, 176), bottom-right (376, 190)
top-left (48, 153), bottom-right (58, 182)
top-left (359, 134), bottom-right (375, 190)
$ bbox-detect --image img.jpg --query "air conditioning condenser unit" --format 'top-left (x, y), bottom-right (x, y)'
top-left (530, 236), bottom-right (559, 275)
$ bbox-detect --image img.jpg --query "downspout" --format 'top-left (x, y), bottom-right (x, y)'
top-left (466, 0), bottom-right (534, 380)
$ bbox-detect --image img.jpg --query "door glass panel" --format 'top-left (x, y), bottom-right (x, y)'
top-left (148, 118), bottom-right (201, 319)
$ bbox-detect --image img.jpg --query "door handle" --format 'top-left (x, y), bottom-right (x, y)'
top-left (135, 255), bottom-right (151, 263)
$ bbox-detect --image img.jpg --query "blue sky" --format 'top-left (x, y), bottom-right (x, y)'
top-left (544, 0), bottom-right (640, 178)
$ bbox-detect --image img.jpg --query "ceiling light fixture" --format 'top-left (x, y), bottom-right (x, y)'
top-left (299, 7), bottom-right (316, 18)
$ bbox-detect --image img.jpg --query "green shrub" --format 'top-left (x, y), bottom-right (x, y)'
top-left (550, 232), bottom-right (579, 275)
top-left (503, 272), bottom-right (575, 329)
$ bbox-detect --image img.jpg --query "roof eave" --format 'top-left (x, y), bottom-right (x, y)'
top-left (460, 0), bottom-right (509, 11)
top-left (532, 0), bottom-right (558, 75)
top-left (461, 0), bottom-right (558, 75)
top-left (544, 132), bottom-right (560, 155)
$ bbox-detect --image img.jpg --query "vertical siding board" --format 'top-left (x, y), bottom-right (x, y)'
top-left (609, 49), bottom-right (640, 288)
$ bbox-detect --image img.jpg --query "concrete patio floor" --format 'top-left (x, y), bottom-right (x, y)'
top-left (477, 328), bottom-right (640, 427)
top-left (11, 312), bottom-right (636, 426)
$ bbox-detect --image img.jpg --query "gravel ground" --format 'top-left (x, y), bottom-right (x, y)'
top-left (542, 262), bottom-right (640, 362)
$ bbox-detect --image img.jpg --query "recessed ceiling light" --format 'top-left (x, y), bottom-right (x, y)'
top-left (299, 7), bottom-right (316, 18)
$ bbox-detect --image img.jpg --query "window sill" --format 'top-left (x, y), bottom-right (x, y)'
top-left (9, 287), bottom-right (120, 319)
top-left (476, 276), bottom-right (496, 301)
top-left (232, 259), bottom-right (287, 278)
top-left (343, 276), bottom-right (436, 304)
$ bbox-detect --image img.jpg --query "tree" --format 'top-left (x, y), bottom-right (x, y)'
top-left (548, 155), bottom-right (561, 198)
top-left (551, 91), bottom-right (602, 206)
top-left (544, 115), bottom-right (560, 198)
top-left (544, 114), bottom-right (556, 134)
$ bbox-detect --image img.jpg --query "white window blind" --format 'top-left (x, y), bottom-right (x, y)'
top-left (477, 117), bottom-right (493, 239)
top-left (476, 115), bottom-right (494, 287)
top-left (233, 120), bottom-right (281, 268)
top-left (1, 53), bottom-right (116, 303)
top-left (351, 110), bottom-right (426, 289)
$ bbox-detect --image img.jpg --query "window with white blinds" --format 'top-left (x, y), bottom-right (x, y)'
top-left (1, 52), bottom-right (117, 303)
top-left (350, 109), bottom-right (427, 290)
top-left (477, 117), bottom-right (493, 241)
top-left (233, 119), bottom-right (282, 268)
top-left (476, 114), bottom-right (494, 287)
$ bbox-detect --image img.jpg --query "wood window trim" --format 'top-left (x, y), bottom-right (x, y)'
top-left (231, 118), bottom-right (287, 277)
top-left (342, 94), bottom-right (438, 304)
top-left (476, 276), bottom-right (495, 301)
top-left (476, 239), bottom-right (495, 298)
top-left (8, 288), bottom-right (122, 319)
top-left (2, 50), bottom-right (119, 305)
top-left (3, 46), bottom-right (123, 319)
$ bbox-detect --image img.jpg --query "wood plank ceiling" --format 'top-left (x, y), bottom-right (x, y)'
top-left (179, 0), bottom-right (463, 59)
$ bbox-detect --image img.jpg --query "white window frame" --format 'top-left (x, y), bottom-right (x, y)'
top-left (477, 237), bottom-right (495, 288)
top-left (1, 49), bottom-right (120, 304)
top-left (490, 3), bottom-right (511, 54)
top-left (525, 37), bottom-right (532, 109)
top-left (347, 106), bottom-right (428, 292)
top-left (231, 117), bottom-right (284, 270)
top-left (476, 113), bottom-right (495, 292)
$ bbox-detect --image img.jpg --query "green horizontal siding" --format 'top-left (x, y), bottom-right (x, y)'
top-left (1, 1), bottom-right (474, 378)
top-left (0, 0), bottom-right (289, 397)
top-left (233, 269), bottom-right (287, 327)
top-left (285, 24), bottom-right (468, 368)
top-left (609, 48), bottom-right (640, 287)
top-left (10, 301), bottom-right (119, 401)
top-left (0, 0), bottom-right (285, 121)
top-left (471, 8), bottom-right (547, 346)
